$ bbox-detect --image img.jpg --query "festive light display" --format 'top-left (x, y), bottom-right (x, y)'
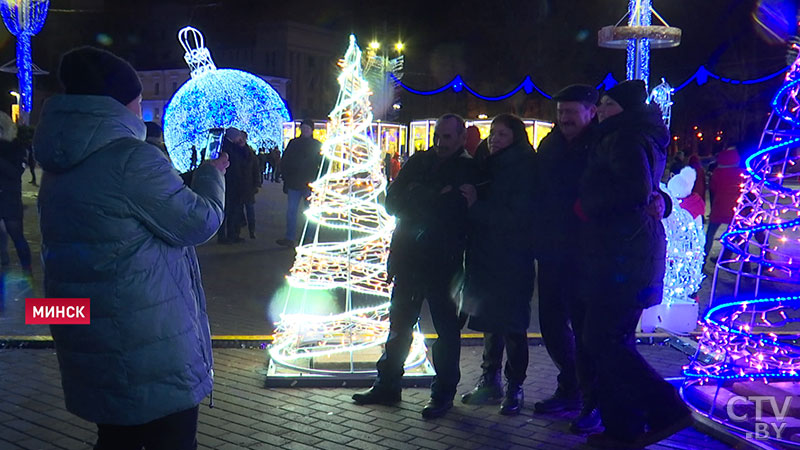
top-left (648, 78), bottom-right (674, 128)
top-left (0, 0), bottom-right (48, 124)
top-left (682, 46), bottom-right (800, 447)
top-left (163, 27), bottom-right (290, 173)
top-left (663, 199), bottom-right (705, 305)
top-left (269, 36), bottom-right (428, 375)
top-left (642, 189), bottom-right (705, 333)
top-left (390, 64), bottom-right (784, 102)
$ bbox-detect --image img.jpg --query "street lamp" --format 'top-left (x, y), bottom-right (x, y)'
top-left (363, 39), bottom-right (404, 121)
top-left (9, 90), bottom-right (19, 123)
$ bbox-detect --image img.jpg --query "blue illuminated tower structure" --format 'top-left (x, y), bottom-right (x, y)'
top-left (163, 27), bottom-right (289, 173)
top-left (598, 0), bottom-right (681, 89)
top-left (0, 0), bottom-right (49, 125)
top-left (682, 50), bottom-right (800, 447)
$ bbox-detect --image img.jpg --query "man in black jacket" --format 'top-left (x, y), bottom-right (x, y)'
top-left (352, 114), bottom-right (479, 419)
top-left (278, 119), bottom-right (322, 247)
top-left (533, 85), bottom-right (601, 432)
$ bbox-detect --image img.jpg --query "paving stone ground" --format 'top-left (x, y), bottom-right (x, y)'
top-left (0, 344), bottom-right (730, 450)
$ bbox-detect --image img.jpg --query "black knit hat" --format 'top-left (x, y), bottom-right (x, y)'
top-left (300, 119), bottom-right (315, 129)
top-left (604, 80), bottom-right (648, 112)
top-left (58, 46), bottom-right (143, 106)
top-left (552, 84), bottom-right (598, 105)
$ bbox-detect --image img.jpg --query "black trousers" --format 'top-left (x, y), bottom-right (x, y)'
top-left (583, 300), bottom-right (687, 440)
top-left (94, 406), bottom-right (199, 450)
top-left (538, 257), bottom-right (594, 404)
top-left (480, 332), bottom-right (528, 385)
top-left (376, 272), bottom-right (465, 401)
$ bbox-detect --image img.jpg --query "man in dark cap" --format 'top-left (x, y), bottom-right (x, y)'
top-left (531, 84), bottom-right (602, 433)
top-left (34, 46), bottom-right (229, 450)
top-left (277, 119), bottom-right (322, 247)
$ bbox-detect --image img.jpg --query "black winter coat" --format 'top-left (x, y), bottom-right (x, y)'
top-left (536, 123), bottom-right (597, 260)
top-left (0, 140), bottom-right (26, 220)
top-left (386, 147), bottom-right (479, 281)
top-left (579, 104), bottom-right (669, 309)
top-left (463, 141), bottom-right (538, 333)
top-left (281, 136), bottom-right (322, 191)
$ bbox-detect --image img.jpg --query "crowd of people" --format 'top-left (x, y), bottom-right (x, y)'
top-left (353, 82), bottom-right (696, 449)
top-left (0, 45), bottom-right (753, 449)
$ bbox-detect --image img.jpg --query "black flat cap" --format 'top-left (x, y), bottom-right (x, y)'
top-left (552, 84), bottom-right (599, 104)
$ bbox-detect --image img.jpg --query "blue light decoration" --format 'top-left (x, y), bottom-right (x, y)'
top-left (682, 45), bottom-right (800, 448)
top-left (163, 27), bottom-right (290, 173)
top-left (641, 183), bottom-right (705, 334)
top-left (392, 66), bottom-right (789, 101)
top-left (648, 78), bottom-right (674, 127)
top-left (625, 0), bottom-right (651, 87)
top-left (0, 0), bottom-right (49, 125)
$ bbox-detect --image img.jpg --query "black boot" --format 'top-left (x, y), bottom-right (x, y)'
top-left (461, 373), bottom-right (503, 405)
top-left (500, 383), bottom-right (524, 415)
top-left (352, 385), bottom-right (401, 405)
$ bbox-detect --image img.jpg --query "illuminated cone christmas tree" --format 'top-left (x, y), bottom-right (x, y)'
top-left (268, 36), bottom-right (429, 377)
top-left (682, 48), bottom-right (800, 446)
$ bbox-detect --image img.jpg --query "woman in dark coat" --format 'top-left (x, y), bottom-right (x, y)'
top-left (0, 113), bottom-right (31, 272)
top-left (578, 80), bottom-right (692, 448)
top-left (459, 114), bottom-right (537, 416)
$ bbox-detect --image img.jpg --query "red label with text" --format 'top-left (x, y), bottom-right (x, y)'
top-left (25, 298), bottom-right (91, 325)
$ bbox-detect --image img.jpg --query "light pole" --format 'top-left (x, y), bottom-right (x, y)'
top-left (364, 39), bottom-right (404, 121)
top-left (9, 90), bottom-right (20, 123)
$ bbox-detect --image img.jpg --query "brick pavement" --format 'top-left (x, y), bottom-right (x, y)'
top-left (0, 344), bottom-right (731, 450)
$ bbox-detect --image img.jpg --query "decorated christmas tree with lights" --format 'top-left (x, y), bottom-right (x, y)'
top-left (682, 47), bottom-right (800, 446)
top-left (268, 36), bottom-right (429, 378)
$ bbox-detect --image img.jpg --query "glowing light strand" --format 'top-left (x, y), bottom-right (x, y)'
top-left (661, 197), bottom-right (705, 306)
top-left (683, 46), bottom-right (800, 401)
top-left (391, 66), bottom-right (789, 101)
top-left (269, 36), bottom-right (427, 374)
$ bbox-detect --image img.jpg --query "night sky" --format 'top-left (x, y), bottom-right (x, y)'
top-left (0, 0), bottom-right (793, 143)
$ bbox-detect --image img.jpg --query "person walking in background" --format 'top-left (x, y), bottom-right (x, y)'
top-left (459, 114), bottom-right (537, 416)
top-left (34, 46), bottom-right (228, 450)
top-left (15, 125), bottom-right (36, 186)
top-left (578, 80), bottom-right (692, 448)
top-left (258, 148), bottom-right (269, 183)
top-left (243, 139), bottom-right (262, 239)
top-left (705, 145), bottom-right (745, 263)
top-left (278, 119), bottom-right (321, 248)
top-left (268, 146), bottom-right (281, 182)
top-left (465, 124), bottom-right (481, 157)
top-left (687, 154), bottom-right (706, 201)
top-left (217, 128), bottom-right (250, 244)
top-left (0, 112), bottom-right (32, 274)
top-left (145, 121), bottom-right (170, 162)
top-left (532, 84), bottom-right (601, 433)
top-left (352, 114), bottom-right (479, 420)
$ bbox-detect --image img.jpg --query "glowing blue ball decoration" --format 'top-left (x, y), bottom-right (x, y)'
top-left (164, 27), bottom-right (291, 173)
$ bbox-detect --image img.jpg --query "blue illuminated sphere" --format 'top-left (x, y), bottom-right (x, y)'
top-left (164, 68), bottom-right (291, 173)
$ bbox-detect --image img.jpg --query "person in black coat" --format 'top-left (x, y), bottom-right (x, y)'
top-left (217, 128), bottom-right (251, 244)
top-left (277, 119), bottom-right (321, 247)
top-left (0, 114), bottom-right (31, 273)
top-left (578, 80), bottom-right (692, 448)
top-left (458, 114), bottom-right (537, 416)
top-left (352, 114), bottom-right (479, 420)
top-left (533, 85), bottom-right (602, 432)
